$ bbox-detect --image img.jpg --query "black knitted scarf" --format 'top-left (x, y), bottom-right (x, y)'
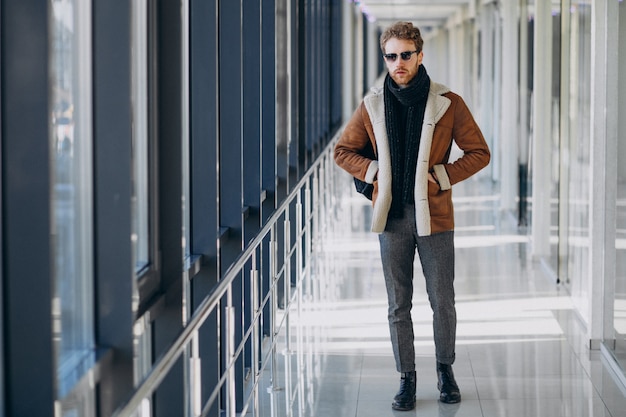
top-left (384, 65), bottom-right (431, 218)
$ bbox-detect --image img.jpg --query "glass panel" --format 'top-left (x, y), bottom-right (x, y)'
top-left (132, 0), bottom-right (150, 273)
top-left (130, 5), bottom-right (154, 409)
top-left (518, 1), bottom-right (532, 227)
top-left (133, 315), bottom-right (153, 386)
top-left (525, 1), bottom-right (561, 275)
top-left (50, 0), bottom-right (95, 397)
top-left (614, 0), bottom-right (626, 369)
top-left (549, 5), bottom-right (561, 274)
top-left (565, 1), bottom-right (592, 321)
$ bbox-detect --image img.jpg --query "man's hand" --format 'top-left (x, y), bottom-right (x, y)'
top-left (428, 171), bottom-right (439, 185)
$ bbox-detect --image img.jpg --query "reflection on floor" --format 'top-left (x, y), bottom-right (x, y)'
top-left (259, 176), bottom-right (626, 417)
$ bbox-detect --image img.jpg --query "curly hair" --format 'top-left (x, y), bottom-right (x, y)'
top-left (379, 21), bottom-right (423, 53)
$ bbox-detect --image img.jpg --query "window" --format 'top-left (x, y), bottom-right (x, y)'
top-left (612, 0), bottom-right (626, 373)
top-left (50, 0), bottom-right (95, 397)
top-left (132, 0), bottom-right (150, 273)
top-left (565, 1), bottom-right (592, 320)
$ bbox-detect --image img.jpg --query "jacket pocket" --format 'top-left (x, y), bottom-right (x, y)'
top-left (428, 182), bottom-right (452, 219)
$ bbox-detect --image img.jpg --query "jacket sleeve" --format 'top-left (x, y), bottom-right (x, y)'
top-left (442, 93), bottom-right (490, 186)
top-left (334, 102), bottom-right (379, 184)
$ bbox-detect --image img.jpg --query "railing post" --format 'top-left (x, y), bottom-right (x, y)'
top-left (312, 172), bottom-right (320, 302)
top-left (295, 192), bottom-right (304, 412)
top-left (284, 213), bottom-right (291, 353)
top-left (268, 226), bottom-right (281, 392)
top-left (283, 212), bottom-right (293, 416)
top-left (190, 332), bottom-right (201, 417)
top-left (304, 179), bottom-right (312, 300)
top-left (312, 173), bottom-right (320, 252)
top-left (225, 289), bottom-right (236, 417)
top-left (296, 191), bottom-right (303, 282)
top-left (322, 162), bottom-right (326, 223)
top-left (250, 254), bottom-right (260, 417)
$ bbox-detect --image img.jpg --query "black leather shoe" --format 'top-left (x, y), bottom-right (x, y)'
top-left (437, 362), bottom-right (461, 404)
top-left (392, 371), bottom-right (416, 411)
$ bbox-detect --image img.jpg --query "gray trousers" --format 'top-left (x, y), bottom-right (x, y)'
top-left (378, 204), bottom-right (456, 372)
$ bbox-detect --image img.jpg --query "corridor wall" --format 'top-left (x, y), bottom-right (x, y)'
top-left (0, 0), bottom-right (344, 415)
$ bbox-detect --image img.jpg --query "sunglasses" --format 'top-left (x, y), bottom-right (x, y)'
top-left (383, 50), bottom-right (419, 62)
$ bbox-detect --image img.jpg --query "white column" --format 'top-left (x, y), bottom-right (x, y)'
top-left (446, 14), bottom-right (460, 93)
top-left (466, 18), bottom-right (478, 111)
top-left (366, 19), bottom-right (379, 87)
top-left (424, 28), bottom-right (448, 84)
top-left (620, 1), bottom-right (626, 182)
top-left (558, 0), bottom-right (571, 285)
top-left (491, 7), bottom-right (502, 183)
top-left (455, 16), bottom-right (467, 100)
top-left (478, 3), bottom-right (494, 150)
top-left (518, 0), bottom-right (529, 175)
top-left (500, 1), bottom-right (519, 211)
top-left (447, 7), bottom-right (468, 100)
top-left (353, 10), bottom-right (364, 104)
top-left (439, 30), bottom-right (450, 86)
top-left (468, 3), bottom-right (480, 112)
top-left (588, 0), bottom-right (618, 348)
top-left (531, 0), bottom-right (552, 257)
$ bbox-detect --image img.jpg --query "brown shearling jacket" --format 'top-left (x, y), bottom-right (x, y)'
top-left (334, 81), bottom-right (490, 235)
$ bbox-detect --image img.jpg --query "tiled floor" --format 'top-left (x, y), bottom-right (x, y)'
top-left (259, 176), bottom-right (626, 417)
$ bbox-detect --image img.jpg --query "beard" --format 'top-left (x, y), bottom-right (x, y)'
top-left (389, 62), bottom-right (420, 87)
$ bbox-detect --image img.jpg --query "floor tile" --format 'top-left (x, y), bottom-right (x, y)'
top-left (256, 178), bottom-right (626, 417)
top-left (466, 339), bottom-right (585, 378)
top-left (479, 397), bottom-right (613, 417)
top-left (355, 399), bottom-right (482, 417)
top-left (473, 375), bottom-right (596, 400)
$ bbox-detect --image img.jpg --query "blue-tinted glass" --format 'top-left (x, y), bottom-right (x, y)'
top-left (50, 0), bottom-right (95, 401)
top-left (132, 0), bottom-right (150, 273)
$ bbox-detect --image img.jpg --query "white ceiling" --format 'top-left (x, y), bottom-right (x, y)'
top-left (356, 0), bottom-right (472, 32)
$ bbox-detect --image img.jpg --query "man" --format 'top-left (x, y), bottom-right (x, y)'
top-left (334, 21), bottom-right (490, 411)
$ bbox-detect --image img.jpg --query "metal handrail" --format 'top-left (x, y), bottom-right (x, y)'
top-left (112, 133), bottom-right (343, 417)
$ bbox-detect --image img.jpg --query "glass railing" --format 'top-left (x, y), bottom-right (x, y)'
top-left (112, 133), bottom-right (345, 417)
